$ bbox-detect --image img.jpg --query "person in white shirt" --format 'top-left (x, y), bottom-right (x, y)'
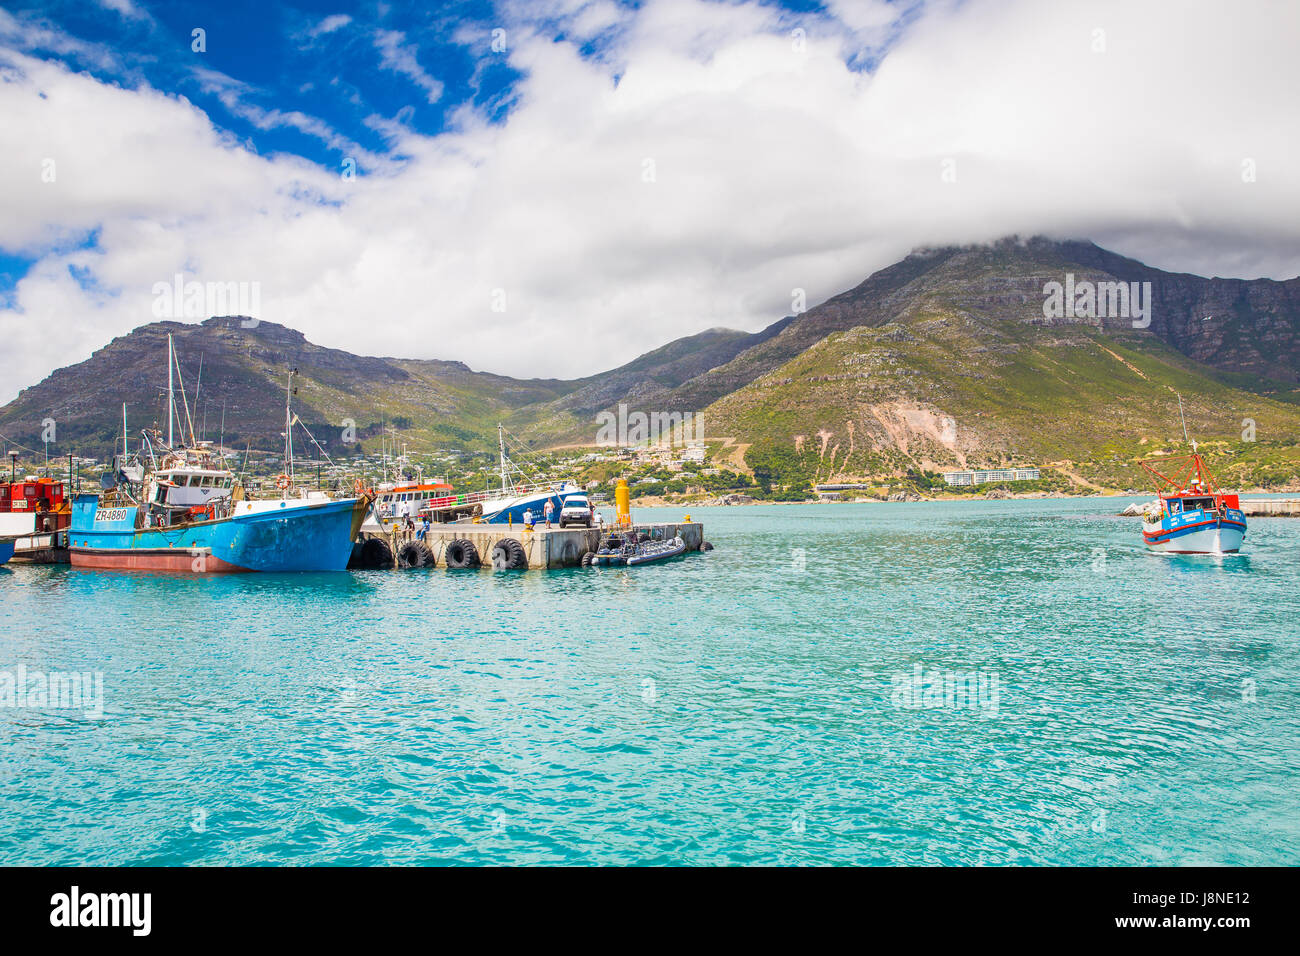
top-left (523, 508), bottom-right (534, 530)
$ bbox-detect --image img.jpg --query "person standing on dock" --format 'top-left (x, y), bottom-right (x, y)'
top-left (543, 498), bottom-right (554, 529)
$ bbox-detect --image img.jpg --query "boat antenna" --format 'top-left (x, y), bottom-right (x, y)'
top-left (1175, 391), bottom-right (1197, 454)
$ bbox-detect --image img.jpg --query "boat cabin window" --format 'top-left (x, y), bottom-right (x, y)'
top-left (1183, 497), bottom-right (1214, 512)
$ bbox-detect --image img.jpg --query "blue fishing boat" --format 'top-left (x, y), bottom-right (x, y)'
top-left (467, 426), bottom-right (589, 524)
top-left (69, 493), bottom-right (367, 572)
top-left (69, 336), bottom-right (368, 573)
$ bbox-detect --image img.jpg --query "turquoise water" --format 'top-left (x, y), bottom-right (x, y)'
top-left (1, 498), bottom-right (1297, 866)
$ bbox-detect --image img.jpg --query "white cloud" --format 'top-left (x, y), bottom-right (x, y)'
top-left (313, 14), bottom-right (352, 36)
top-left (372, 29), bottom-right (444, 104)
top-left (2, 0), bottom-right (1300, 407)
top-left (190, 66), bottom-right (387, 169)
top-left (0, 7), bottom-right (130, 74)
top-left (94, 0), bottom-right (150, 22)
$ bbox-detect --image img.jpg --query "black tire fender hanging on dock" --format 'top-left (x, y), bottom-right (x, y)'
top-left (398, 541), bottom-right (433, 569)
top-left (701, 541), bottom-right (714, 551)
top-left (445, 538), bottom-right (480, 569)
top-left (349, 536), bottom-right (394, 570)
top-left (580, 551), bottom-right (595, 567)
top-left (490, 538), bottom-right (528, 570)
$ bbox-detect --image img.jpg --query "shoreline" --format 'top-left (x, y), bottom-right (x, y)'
top-left (631, 488), bottom-right (1300, 508)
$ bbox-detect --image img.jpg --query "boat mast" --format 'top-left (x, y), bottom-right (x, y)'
top-left (498, 424), bottom-right (508, 494)
top-left (284, 367), bottom-right (297, 488)
top-left (167, 334), bottom-right (175, 449)
top-left (122, 402), bottom-right (128, 462)
top-left (173, 346), bottom-right (197, 448)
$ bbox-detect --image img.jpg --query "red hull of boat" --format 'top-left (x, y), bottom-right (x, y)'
top-left (70, 547), bottom-right (249, 573)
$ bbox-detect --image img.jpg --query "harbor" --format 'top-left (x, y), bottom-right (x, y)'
top-left (1, 341), bottom-right (705, 574)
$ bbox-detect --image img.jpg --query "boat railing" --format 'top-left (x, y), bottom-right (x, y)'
top-left (418, 484), bottom-right (568, 510)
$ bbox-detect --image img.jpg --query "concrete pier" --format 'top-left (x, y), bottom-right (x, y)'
top-left (362, 520), bottom-right (704, 570)
top-left (1240, 498), bottom-right (1300, 517)
top-left (1121, 498), bottom-right (1300, 518)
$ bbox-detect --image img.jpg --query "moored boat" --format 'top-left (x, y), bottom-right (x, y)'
top-left (360, 478), bottom-right (456, 533)
top-left (0, 475), bottom-right (72, 562)
top-left (68, 334), bottom-right (369, 573)
top-left (626, 535), bottom-right (686, 566)
top-left (588, 529), bottom-right (686, 567)
top-left (476, 425), bottom-right (588, 524)
top-left (69, 492), bottom-right (368, 572)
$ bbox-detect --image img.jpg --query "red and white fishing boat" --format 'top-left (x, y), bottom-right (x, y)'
top-left (1138, 452), bottom-right (1247, 554)
top-left (0, 475), bottom-right (71, 564)
top-left (360, 478), bottom-right (456, 532)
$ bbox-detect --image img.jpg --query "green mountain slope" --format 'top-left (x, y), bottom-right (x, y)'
top-left (0, 318), bottom-right (569, 458)
top-left (703, 308), bottom-right (1300, 490)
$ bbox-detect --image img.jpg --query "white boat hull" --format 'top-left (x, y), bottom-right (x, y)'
top-left (1143, 520), bottom-right (1245, 554)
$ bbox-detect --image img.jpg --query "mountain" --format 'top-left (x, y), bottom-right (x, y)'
top-left (3, 237), bottom-right (1299, 491)
top-left (667, 238), bottom-right (1300, 488)
top-left (0, 317), bottom-right (571, 459)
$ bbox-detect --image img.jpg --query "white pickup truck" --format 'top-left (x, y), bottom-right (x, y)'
top-left (558, 494), bottom-right (593, 528)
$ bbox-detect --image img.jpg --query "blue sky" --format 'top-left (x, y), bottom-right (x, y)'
top-left (6, 0), bottom-right (870, 181)
top-left (1, 0), bottom-right (1297, 399)
top-left (7, 0), bottom-right (524, 172)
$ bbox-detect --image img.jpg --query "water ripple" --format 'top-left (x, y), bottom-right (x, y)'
top-left (1, 499), bottom-right (1298, 864)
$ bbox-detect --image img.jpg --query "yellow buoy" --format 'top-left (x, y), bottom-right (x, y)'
top-left (615, 477), bottom-right (631, 527)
